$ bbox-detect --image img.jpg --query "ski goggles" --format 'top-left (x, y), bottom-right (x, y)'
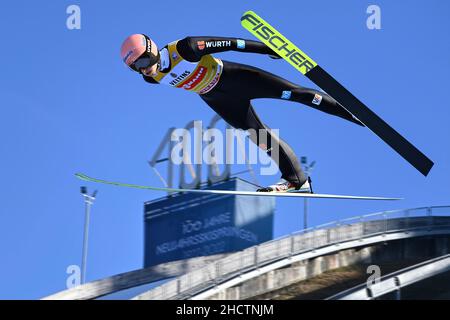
top-left (129, 51), bottom-right (160, 73)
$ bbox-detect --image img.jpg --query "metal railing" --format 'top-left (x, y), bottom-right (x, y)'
top-left (134, 206), bottom-right (450, 300)
top-left (327, 254), bottom-right (450, 300)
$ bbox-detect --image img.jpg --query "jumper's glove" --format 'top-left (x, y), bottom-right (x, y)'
top-left (268, 53), bottom-right (282, 59)
top-left (268, 50), bottom-right (282, 59)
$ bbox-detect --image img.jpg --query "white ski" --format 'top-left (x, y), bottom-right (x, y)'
top-left (75, 173), bottom-right (402, 201)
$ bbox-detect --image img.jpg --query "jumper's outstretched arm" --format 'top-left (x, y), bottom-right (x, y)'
top-left (176, 36), bottom-right (279, 62)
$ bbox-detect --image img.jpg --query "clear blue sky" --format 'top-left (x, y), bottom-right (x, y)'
top-left (0, 0), bottom-right (449, 299)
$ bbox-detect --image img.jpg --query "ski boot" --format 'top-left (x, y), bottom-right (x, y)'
top-left (257, 177), bottom-right (313, 193)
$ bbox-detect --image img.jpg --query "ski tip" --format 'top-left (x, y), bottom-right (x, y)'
top-left (241, 10), bottom-right (256, 16)
top-left (241, 10), bottom-right (257, 22)
top-left (75, 173), bottom-right (90, 181)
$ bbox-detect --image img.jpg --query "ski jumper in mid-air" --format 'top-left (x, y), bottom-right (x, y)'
top-left (120, 34), bottom-right (364, 193)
